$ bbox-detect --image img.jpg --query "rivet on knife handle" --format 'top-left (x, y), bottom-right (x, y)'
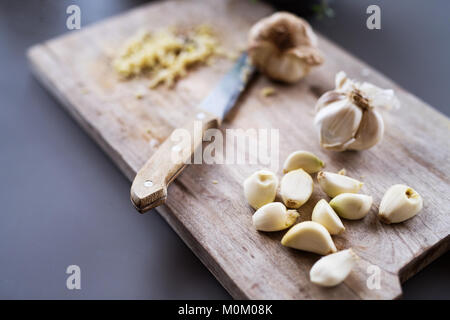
top-left (130, 111), bottom-right (219, 213)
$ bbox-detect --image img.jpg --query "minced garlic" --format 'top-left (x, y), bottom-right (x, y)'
top-left (260, 86), bottom-right (276, 97)
top-left (113, 25), bottom-right (218, 88)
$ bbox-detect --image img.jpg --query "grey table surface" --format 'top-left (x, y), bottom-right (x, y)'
top-left (0, 0), bottom-right (448, 299)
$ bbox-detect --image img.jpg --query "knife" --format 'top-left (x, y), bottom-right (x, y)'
top-left (130, 53), bottom-right (255, 213)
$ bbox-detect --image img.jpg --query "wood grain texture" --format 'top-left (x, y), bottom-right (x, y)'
top-left (27, 0), bottom-right (449, 299)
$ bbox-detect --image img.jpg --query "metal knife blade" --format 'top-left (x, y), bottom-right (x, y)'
top-left (198, 53), bottom-right (255, 121)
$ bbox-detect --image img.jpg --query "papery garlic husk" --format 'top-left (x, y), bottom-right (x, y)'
top-left (317, 171), bottom-right (363, 198)
top-left (330, 193), bottom-right (373, 220)
top-left (310, 249), bottom-right (358, 287)
top-left (314, 71), bottom-right (399, 151)
top-left (281, 221), bottom-right (337, 255)
top-left (379, 184), bottom-right (423, 224)
top-left (312, 199), bottom-right (345, 235)
top-left (252, 202), bottom-right (299, 232)
top-left (248, 12), bottom-right (323, 83)
top-left (244, 169), bottom-right (278, 209)
top-left (283, 150), bottom-right (325, 174)
top-left (280, 169), bottom-right (314, 209)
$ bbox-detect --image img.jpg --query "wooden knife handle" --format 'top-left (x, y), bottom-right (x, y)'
top-left (130, 110), bottom-right (219, 213)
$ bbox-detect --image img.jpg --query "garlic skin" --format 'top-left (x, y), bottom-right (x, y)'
top-left (312, 199), bottom-right (345, 235)
top-left (252, 202), bottom-right (299, 232)
top-left (310, 249), bottom-right (358, 287)
top-left (330, 193), bottom-right (373, 220)
top-left (248, 12), bottom-right (323, 83)
top-left (379, 184), bottom-right (423, 224)
top-left (317, 171), bottom-right (363, 198)
top-left (280, 169), bottom-right (314, 209)
top-left (283, 151), bottom-right (325, 174)
top-left (244, 170), bottom-right (278, 209)
top-left (281, 221), bottom-right (337, 255)
top-left (314, 71), bottom-right (399, 151)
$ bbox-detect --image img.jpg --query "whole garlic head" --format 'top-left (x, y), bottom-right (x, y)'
top-left (248, 12), bottom-right (323, 83)
top-left (244, 170), bottom-right (278, 209)
top-left (314, 71), bottom-right (399, 151)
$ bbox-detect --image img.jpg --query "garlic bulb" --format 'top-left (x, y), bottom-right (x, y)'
top-left (281, 221), bottom-right (337, 255)
top-left (311, 199), bottom-right (345, 235)
top-left (252, 202), bottom-right (299, 232)
top-left (283, 150), bottom-right (324, 174)
top-left (248, 12), bottom-right (323, 83)
top-left (310, 249), bottom-right (358, 287)
top-left (244, 170), bottom-right (278, 209)
top-left (314, 71), bottom-right (399, 151)
top-left (317, 171), bottom-right (363, 198)
top-left (280, 169), bottom-right (314, 209)
top-left (379, 184), bottom-right (423, 224)
top-left (330, 193), bottom-right (373, 220)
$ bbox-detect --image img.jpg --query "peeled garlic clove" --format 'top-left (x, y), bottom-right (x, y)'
top-left (248, 12), bottom-right (323, 83)
top-left (252, 202), bottom-right (299, 232)
top-left (310, 249), bottom-right (358, 287)
top-left (280, 169), bottom-right (314, 209)
top-left (379, 184), bottom-right (423, 224)
top-left (281, 221), bottom-right (337, 255)
top-left (283, 151), bottom-right (325, 174)
top-left (330, 193), bottom-right (373, 220)
top-left (317, 171), bottom-right (363, 198)
top-left (312, 199), bottom-right (345, 235)
top-left (243, 170), bottom-right (278, 209)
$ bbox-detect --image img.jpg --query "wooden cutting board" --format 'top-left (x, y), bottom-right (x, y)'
top-left (27, 0), bottom-right (449, 299)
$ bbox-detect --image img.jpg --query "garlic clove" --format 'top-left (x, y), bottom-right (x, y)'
top-left (281, 221), bottom-right (337, 255)
top-left (310, 249), bottom-right (358, 287)
top-left (243, 169), bottom-right (278, 209)
top-left (283, 151), bottom-right (325, 174)
top-left (252, 202), bottom-right (299, 232)
top-left (312, 199), bottom-right (345, 235)
top-left (248, 12), bottom-right (323, 83)
top-left (280, 169), bottom-right (314, 209)
top-left (330, 193), bottom-right (373, 220)
top-left (314, 101), bottom-right (362, 151)
top-left (315, 91), bottom-right (347, 113)
top-left (379, 184), bottom-right (423, 224)
top-left (347, 109), bottom-right (384, 150)
top-left (317, 171), bottom-right (363, 198)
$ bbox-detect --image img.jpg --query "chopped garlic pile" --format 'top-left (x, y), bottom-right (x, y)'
top-left (113, 25), bottom-right (218, 88)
